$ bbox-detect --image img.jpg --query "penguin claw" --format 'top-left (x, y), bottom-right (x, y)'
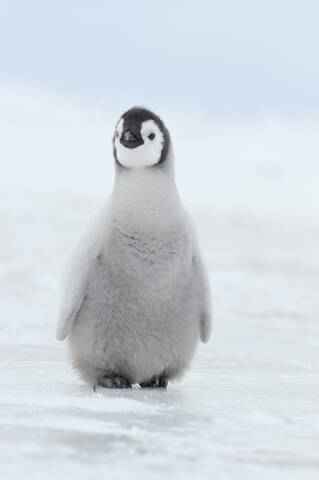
top-left (98, 376), bottom-right (132, 389)
top-left (140, 375), bottom-right (168, 389)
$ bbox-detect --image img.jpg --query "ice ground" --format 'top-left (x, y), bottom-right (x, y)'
top-left (0, 87), bottom-right (318, 479)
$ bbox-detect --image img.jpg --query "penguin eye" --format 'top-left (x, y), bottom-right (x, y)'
top-left (148, 133), bottom-right (155, 140)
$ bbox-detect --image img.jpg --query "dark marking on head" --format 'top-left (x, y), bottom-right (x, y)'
top-left (113, 106), bottom-right (170, 168)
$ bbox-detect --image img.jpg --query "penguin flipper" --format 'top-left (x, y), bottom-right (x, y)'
top-left (200, 310), bottom-right (211, 343)
top-left (56, 206), bottom-right (108, 341)
top-left (56, 265), bottom-right (88, 341)
top-left (192, 243), bottom-right (212, 344)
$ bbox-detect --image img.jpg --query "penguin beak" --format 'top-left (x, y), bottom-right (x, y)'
top-left (123, 131), bottom-right (138, 142)
top-left (120, 127), bottom-right (144, 149)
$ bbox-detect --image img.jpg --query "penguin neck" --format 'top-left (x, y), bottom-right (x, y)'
top-left (111, 158), bottom-right (181, 230)
top-left (113, 167), bottom-right (178, 207)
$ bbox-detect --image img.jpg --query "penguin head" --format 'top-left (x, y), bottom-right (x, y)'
top-left (113, 107), bottom-right (170, 168)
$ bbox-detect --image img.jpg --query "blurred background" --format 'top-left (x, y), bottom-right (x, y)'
top-left (1, 1), bottom-right (318, 479)
top-left (1, 0), bottom-right (319, 114)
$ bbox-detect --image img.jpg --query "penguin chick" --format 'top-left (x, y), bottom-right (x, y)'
top-left (56, 107), bottom-right (212, 389)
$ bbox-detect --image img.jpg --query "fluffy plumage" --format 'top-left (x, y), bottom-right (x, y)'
top-left (57, 107), bottom-right (211, 388)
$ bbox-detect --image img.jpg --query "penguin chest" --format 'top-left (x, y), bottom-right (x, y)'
top-left (105, 228), bottom-right (192, 313)
top-left (83, 227), bottom-right (193, 337)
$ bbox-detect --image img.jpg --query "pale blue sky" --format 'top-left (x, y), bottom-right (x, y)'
top-left (1, 0), bottom-right (318, 116)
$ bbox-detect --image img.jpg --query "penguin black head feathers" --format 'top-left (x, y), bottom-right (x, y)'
top-left (113, 107), bottom-right (171, 168)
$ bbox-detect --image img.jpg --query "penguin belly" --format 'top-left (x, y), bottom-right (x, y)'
top-left (68, 231), bottom-right (200, 386)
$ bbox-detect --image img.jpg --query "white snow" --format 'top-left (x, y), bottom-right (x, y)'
top-left (0, 86), bottom-right (318, 479)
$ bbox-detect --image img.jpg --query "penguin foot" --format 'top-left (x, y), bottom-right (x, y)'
top-left (98, 376), bottom-right (132, 389)
top-left (140, 375), bottom-right (168, 389)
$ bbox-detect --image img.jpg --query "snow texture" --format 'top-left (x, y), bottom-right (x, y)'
top-left (0, 87), bottom-right (318, 479)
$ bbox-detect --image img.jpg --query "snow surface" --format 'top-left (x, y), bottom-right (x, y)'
top-left (1, 87), bottom-right (318, 479)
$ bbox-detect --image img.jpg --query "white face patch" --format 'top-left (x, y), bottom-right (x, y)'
top-left (114, 119), bottom-right (164, 168)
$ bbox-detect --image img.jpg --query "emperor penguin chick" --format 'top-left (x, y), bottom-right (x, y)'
top-left (56, 107), bottom-right (212, 389)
